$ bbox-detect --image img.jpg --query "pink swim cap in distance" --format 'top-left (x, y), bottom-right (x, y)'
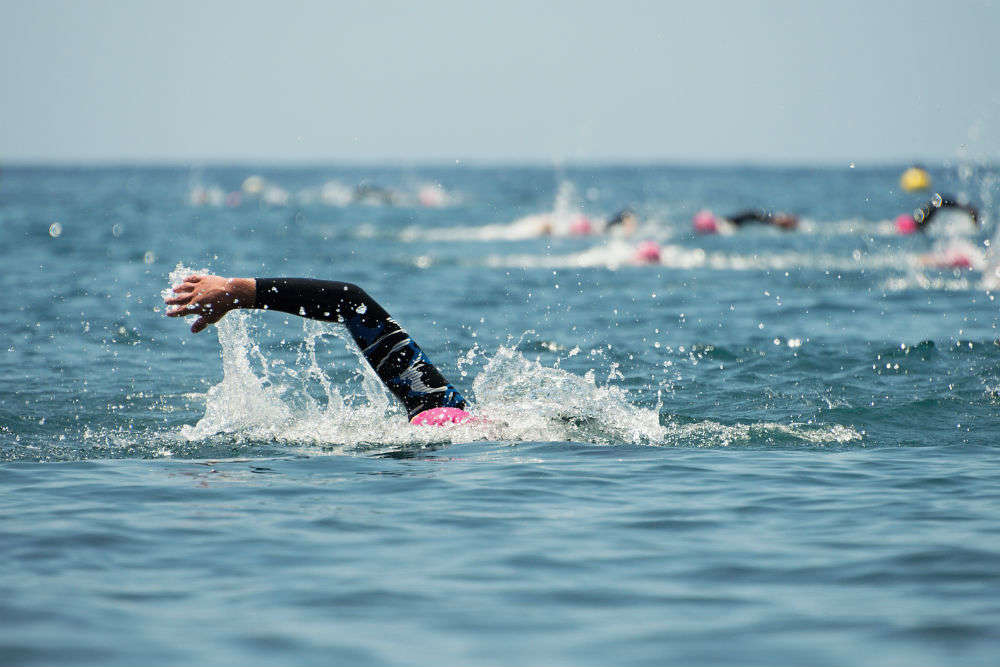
top-left (569, 215), bottom-right (593, 235)
top-left (895, 214), bottom-right (917, 234)
top-left (947, 254), bottom-right (973, 269)
top-left (410, 407), bottom-right (472, 426)
top-left (693, 210), bottom-right (718, 234)
top-left (633, 240), bottom-right (661, 264)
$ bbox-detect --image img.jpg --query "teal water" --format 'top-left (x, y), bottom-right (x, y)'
top-left (2, 164), bottom-right (999, 665)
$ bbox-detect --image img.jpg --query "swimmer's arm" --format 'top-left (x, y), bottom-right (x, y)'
top-left (252, 278), bottom-right (391, 324)
top-left (938, 196), bottom-right (980, 226)
top-left (726, 210), bottom-right (770, 226)
top-left (916, 196), bottom-right (980, 229)
top-left (165, 274), bottom-right (388, 332)
top-left (164, 274), bottom-right (255, 333)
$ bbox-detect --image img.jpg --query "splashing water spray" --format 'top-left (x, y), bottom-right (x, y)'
top-left (164, 265), bottom-right (861, 453)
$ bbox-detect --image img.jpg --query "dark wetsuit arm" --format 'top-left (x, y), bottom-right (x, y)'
top-left (726, 209), bottom-right (772, 226)
top-left (914, 195), bottom-right (979, 230)
top-left (254, 278), bottom-right (466, 419)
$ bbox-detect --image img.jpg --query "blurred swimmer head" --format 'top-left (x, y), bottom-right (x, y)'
top-left (693, 210), bottom-right (718, 234)
top-left (410, 407), bottom-right (472, 426)
top-left (895, 214), bottom-right (918, 234)
top-left (418, 184), bottom-right (447, 207)
top-left (569, 215), bottom-right (594, 235)
top-left (772, 213), bottom-right (798, 230)
top-left (633, 240), bottom-right (661, 264)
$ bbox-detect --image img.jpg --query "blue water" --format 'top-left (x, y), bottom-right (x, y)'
top-left (2, 164), bottom-right (1000, 665)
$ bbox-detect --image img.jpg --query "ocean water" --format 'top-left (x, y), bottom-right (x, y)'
top-left (2, 163), bottom-right (1000, 665)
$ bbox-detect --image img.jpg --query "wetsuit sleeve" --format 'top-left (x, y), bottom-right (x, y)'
top-left (254, 278), bottom-right (466, 419)
top-left (913, 194), bottom-right (979, 230)
top-left (726, 209), bottom-right (772, 226)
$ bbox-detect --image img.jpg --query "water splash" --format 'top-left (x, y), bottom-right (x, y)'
top-left (171, 307), bottom-right (862, 454)
top-left (486, 240), bottom-right (915, 272)
top-left (178, 305), bottom-right (668, 451)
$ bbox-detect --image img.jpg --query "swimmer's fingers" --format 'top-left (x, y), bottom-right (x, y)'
top-left (163, 281), bottom-right (199, 307)
top-left (165, 298), bottom-right (214, 317)
top-left (164, 291), bottom-right (195, 307)
top-left (166, 304), bottom-right (194, 317)
top-left (163, 274), bottom-right (237, 331)
top-left (190, 309), bottom-right (225, 334)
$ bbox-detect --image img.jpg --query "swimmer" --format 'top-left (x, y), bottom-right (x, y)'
top-left (164, 274), bottom-right (471, 426)
top-left (353, 183), bottom-right (398, 206)
top-left (693, 209), bottom-right (798, 234)
top-left (895, 194), bottom-right (979, 234)
top-left (605, 208), bottom-right (638, 236)
top-left (632, 240), bottom-right (661, 264)
top-left (528, 208), bottom-right (636, 237)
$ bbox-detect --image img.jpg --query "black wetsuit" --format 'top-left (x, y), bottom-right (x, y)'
top-left (912, 194), bottom-right (979, 231)
top-left (606, 208), bottom-right (634, 229)
top-left (255, 278), bottom-right (466, 419)
top-left (726, 210), bottom-right (776, 226)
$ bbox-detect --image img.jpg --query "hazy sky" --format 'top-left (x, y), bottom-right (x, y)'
top-left (3, 0), bottom-right (999, 164)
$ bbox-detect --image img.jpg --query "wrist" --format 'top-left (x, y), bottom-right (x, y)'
top-left (227, 278), bottom-right (256, 309)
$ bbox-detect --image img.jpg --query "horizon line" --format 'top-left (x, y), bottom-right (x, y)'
top-left (1, 156), bottom-right (988, 170)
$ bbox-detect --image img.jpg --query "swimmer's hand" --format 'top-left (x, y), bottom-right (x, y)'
top-left (164, 274), bottom-right (256, 333)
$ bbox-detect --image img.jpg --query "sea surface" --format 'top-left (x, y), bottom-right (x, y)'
top-left (2, 163), bottom-right (999, 665)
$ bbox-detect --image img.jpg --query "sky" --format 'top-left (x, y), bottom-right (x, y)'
top-left (2, 0), bottom-right (999, 165)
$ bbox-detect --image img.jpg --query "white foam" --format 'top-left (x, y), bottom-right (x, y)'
top-left (169, 307), bottom-right (862, 453)
top-left (484, 240), bottom-right (919, 273)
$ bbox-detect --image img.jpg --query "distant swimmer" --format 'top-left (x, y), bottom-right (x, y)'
top-left (164, 274), bottom-right (471, 426)
top-left (895, 193), bottom-right (979, 234)
top-left (520, 207), bottom-right (637, 237)
top-left (917, 241), bottom-right (982, 270)
top-left (605, 208), bottom-right (639, 236)
top-left (632, 240), bottom-right (661, 264)
top-left (353, 183), bottom-right (398, 206)
top-left (693, 209), bottom-right (798, 234)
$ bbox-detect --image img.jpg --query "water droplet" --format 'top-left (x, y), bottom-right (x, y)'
top-left (48, 222), bottom-right (62, 238)
top-left (143, 251), bottom-right (155, 264)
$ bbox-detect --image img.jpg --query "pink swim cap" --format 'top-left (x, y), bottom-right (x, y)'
top-left (569, 215), bottom-right (593, 235)
top-left (940, 251), bottom-right (973, 269)
top-left (410, 407), bottom-right (472, 426)
top-left (633, 240), bottom-right (661, 264)
top-left (693, 210), bottom-right (718, 234)
top-left (895, 214), bottom-right (917, 234)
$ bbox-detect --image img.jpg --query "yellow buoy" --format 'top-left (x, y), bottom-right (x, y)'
top-left (900, 166), bottom-right (931, 192)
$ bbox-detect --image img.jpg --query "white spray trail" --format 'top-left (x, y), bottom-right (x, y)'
top-left (164, 265), bottom-right (862, 453)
